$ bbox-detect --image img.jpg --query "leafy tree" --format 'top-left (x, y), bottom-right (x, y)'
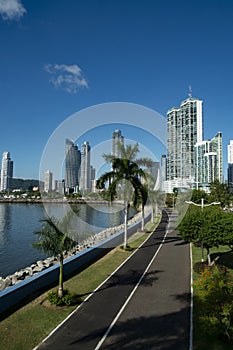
top-left (218, 211), bottom-right (233, 250)
top-left (97, 157), bottom-right (147, 249)
top-left (12, 178), bottom-right (40, 191)
top-left (33, 214), bottom-right (77, 298)
top-left (209, 180), bottom-right (231, 207)
top-left (191, 189), bottom-right (208, 204)
top-left (177, 206), bottom-right (223, 265)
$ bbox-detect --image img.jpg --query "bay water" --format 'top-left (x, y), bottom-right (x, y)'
top-left (0, 202), bottom-right (128, 278)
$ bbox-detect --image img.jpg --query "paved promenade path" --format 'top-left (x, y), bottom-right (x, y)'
top-left (36, 210), bottom-right (191, 350)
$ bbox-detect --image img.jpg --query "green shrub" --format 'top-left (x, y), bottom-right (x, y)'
top-left (47, 289), bottom-right (75, 306)
top-left (194, 265), bottom-right (233, 343)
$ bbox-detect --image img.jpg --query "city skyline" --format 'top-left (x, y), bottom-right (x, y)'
top-left (0, 1), bottom-right (233, 179)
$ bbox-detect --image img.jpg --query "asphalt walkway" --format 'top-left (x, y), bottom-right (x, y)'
top-left (36, 210), bottom-right (191, 350)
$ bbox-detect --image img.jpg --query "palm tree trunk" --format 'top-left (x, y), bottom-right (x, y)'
top-left (151, 205), bottom-right (154, 223)
top-left (123, 201), bottom-right (128, 250)
top-left (141, 205), bottom-right (145, 231)
top-left (58, 254), bottom-right (64, 298)
top-left (155, 203), bottom-right (158, 217)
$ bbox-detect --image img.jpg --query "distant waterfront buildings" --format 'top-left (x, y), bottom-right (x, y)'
top-left (0, 152), bottom-right (13, 192)
top-left (228, 140), bottom-right (233, 187)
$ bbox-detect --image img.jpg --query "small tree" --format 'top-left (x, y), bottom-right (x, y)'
top-left (33, 215), bottom-right (77, 298)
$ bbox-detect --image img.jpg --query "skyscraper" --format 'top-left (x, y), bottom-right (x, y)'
top-left (80, 141), bottom-right (91, 192)
top-left (228, 140), bottom-right (233, 186)
top-left (167, 96), bottom-right (203, 186)
top-left (195, 132), bottom-right (223, 190)
top-left (0, 152), bottom-right (13, 192)
top-left (44, 170), bottom-right (53, 192)
top-left (112, 130), bottom-right (124, 158)
top-left (161, 154), bottom-right (167, 191)
top-left (65, 139), bottom-right (81, 193)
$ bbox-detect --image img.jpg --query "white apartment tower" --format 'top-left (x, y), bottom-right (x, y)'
top-left (161, 154), bottom-right (167, 191)
top-left (228, 140), bottom-right (233, 186)
top-left (195, 132), bottom-right (223, 190)
top-left (0, 152), bottom-right (13, 192)
top-left (44, 170), bottom-right (53, 192)
top-left (80, 141), bottom-right (91, 192)
top-left (167, 96), bottom-right (203, 186)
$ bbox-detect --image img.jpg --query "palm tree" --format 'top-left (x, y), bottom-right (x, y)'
top-left (97, 156), bottom-right (148, 249)
top-left (33, 214), bottom-right (77, 298)
top-left (103, 142), bottom-right (155, 231)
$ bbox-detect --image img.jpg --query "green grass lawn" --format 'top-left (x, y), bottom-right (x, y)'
top-left (0, 220), bottom-right (158, 350)
top-left (192, 244), bottom-right (233, 350)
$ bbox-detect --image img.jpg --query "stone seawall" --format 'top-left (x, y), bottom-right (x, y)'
top-left (0, 209), bottom-right (152, 315)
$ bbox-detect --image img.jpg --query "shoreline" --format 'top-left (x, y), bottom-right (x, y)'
top-left (0, 207), bottom-right (151, 292)
top-left (0, 198), bottom-right (124, 205)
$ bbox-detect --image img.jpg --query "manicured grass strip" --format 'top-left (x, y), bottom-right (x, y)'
top-left (0, 219), bottom-right (159, 350)
top-left (192, 244), bottom-right (233, 350)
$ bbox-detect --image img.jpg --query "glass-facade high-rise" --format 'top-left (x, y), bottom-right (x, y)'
top-left (167, 97), bottom-right (203, 185)
top-left (0, 152), bottom-right (13, 192)
top-left (195, 132), bottom-right (223, 189)
top-left (112, 130), bottom-right (124, 158)
top-left (65, 139), bottom-right (81, 192)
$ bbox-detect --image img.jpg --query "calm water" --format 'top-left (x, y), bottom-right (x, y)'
top-left (0, 202), bottom-right (128, 278)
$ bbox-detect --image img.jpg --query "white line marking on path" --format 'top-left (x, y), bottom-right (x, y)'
top-left (94, 226), bottom-right (169, 350)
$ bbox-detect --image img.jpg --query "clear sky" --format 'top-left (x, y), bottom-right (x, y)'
top-left (0, 0), bottom-right (233, 180)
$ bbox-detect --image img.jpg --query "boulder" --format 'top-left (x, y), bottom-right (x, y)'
top-left (32, 265), bottom-right (44, 273)
top-left (0, 279), bottom-right (6, 291)
top-left (36, 260), bottom-right (45, 268)
top-left (11, 275), bottom-right (19, 285)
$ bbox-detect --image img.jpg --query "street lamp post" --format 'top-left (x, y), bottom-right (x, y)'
top-left (185, 198), bottom-right (220, 263)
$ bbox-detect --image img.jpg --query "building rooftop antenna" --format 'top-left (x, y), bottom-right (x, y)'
top-left (188, 85), bottom-right (192, 98)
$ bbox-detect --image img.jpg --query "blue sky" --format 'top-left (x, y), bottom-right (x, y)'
top-left (0, 0), bottom-right (233, 180)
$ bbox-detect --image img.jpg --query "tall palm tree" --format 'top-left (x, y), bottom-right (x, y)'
top-left (103, 142), bottom-right (154, 230)
top-left (33, 214), bottom-right (77, 298)
top-left (97, 156), bottom-right (148, 249)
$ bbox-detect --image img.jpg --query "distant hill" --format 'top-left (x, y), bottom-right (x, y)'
top-left (12, 178), bottom-right (41, 191)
